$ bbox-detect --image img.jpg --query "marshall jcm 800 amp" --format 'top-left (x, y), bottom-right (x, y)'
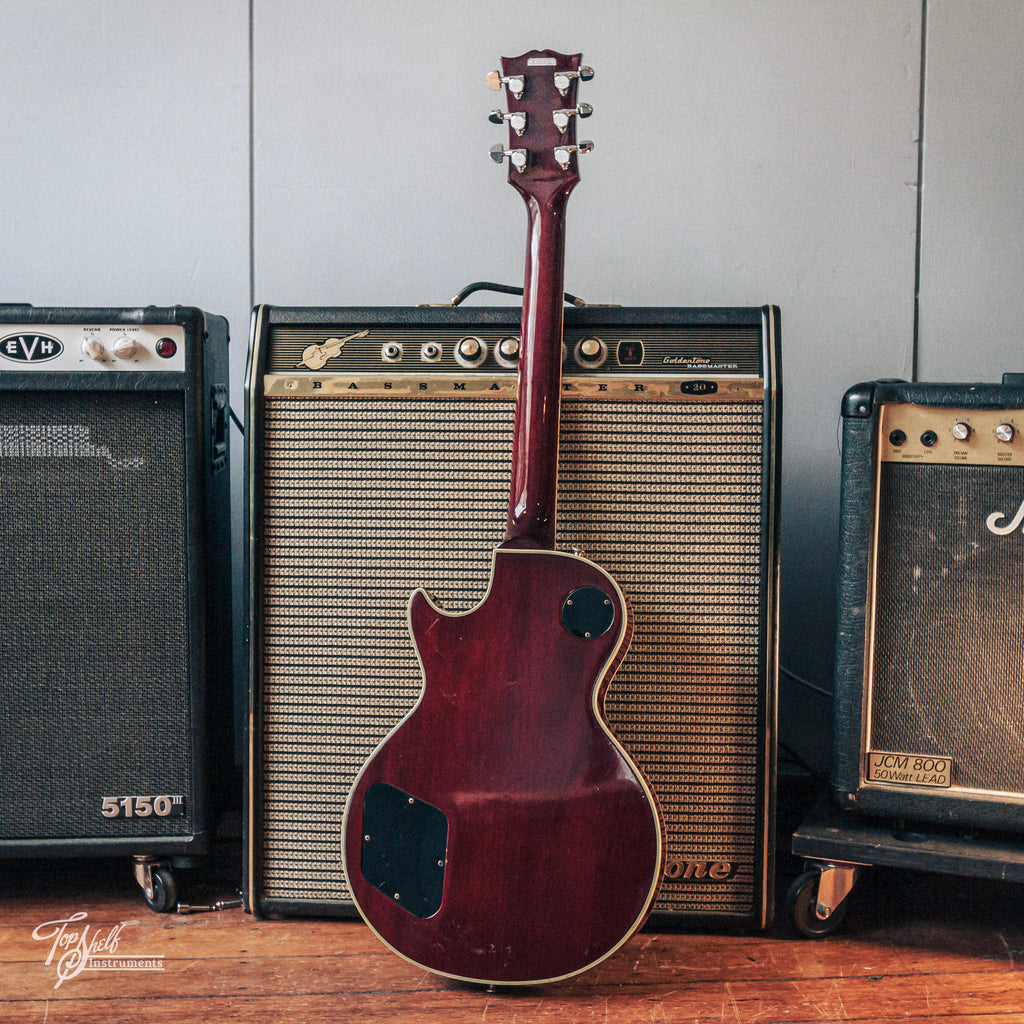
top-left (245, 303), bottom-right (781, 928)
top-left (833, 376), bottom-right (1024, 834)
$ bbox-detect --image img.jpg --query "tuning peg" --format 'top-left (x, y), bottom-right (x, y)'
top-left (553, 66), bottom-right (594, 96)
top-left (486, 70), bottom-right (525, 99)
top-left (488, 109), bottom-right (528, 136)
top-left (553, 140), bottom-right (593, 169)
top-left (490, 143), bottom-right (527, 172)
top-left (552, 103), bottom-right (593, 133)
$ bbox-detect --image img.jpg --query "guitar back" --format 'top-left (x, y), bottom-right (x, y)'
top-left (342, 547), bottom-right (661, 984)
top-left (340, 49), bottom-right (663, 984)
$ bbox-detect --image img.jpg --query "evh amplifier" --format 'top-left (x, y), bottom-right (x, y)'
top-left (245, 303), bottom-right (781, 927)
top-left (833, 376), bottom-right (1024, 833)
top-left (0, 305), bottom-right (233, 908)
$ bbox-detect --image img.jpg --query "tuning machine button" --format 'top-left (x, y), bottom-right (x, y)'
top-left (454, 336), bottom-right (488, 368)
top-left (553, 103), bottom-right (593, 133)
top-left (490, 144), bottom-right (527, 172)
top-left (487, 70), bottom-right (525, 98)
top-left (553, 66), bottom-right (594, 96)
top-left (495, 336), bottom-right (520, 368)
top-left (553, 141), bottom-right (593, 169)
top-left (488, 109), bottom-right (527, 136)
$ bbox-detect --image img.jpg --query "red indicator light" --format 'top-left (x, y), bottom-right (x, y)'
top-left (616, 340), bottom-right (644, 366)
top-left (155, 338), bottom-right (177, 358)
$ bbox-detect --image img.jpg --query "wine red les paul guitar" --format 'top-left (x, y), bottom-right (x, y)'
top-left (341, 49), bottom-right (663, 986)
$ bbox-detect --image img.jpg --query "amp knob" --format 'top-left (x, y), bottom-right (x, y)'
top-left (112, 335), bottom-right (137, 359)
top-left (574, 336), bottom-right (607, 368)
top-left (454, 336), bottom-right (487, 368)
top-left (951, 422), bottom-right (971, 441)
top-left (996, 423), bottom-right (1015, 443)
top-left (495, 336), bottom-right (520, 368)
top-left (81, 337), bottom-right (105, 361)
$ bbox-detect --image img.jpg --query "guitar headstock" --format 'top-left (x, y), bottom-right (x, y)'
top-left (488, 49), bottom-right (593, 198)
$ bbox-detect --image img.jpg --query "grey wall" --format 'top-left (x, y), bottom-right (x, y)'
top-left (3, 1), bottom-right (1022, 773)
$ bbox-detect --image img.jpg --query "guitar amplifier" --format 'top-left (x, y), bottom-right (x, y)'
top-left (0, 305), bottom-right (233, 903)
top-left (832, 376), bottom-right (1024, 833)
top-left (245, 302), bottom-right (781, 928)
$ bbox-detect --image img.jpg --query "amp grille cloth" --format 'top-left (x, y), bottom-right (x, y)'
top-left (0, 390), bottom-right (192, 839)
top-left (871, 461), bottom-right (1024, 793)
top-left (258, 395), bottom-right (766, 914)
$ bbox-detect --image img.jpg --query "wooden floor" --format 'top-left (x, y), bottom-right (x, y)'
top-left (4, 813), bottom-right (1024, 1022)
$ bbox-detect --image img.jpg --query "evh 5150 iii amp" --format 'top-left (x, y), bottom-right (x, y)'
top-left (0, 305), bottom-right (233, 911)
top-left (245, 303), bottom-right (781, 928)
top-left (833, 375), bottom-right (1024, 834)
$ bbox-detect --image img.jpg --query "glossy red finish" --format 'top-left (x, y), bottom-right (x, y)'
top-left (504, 184), bottom-right (571, 549)
top-left (342, 549), bottom-right (662, 984)
top-left (501, 49), bottom-right (580, 549)
top-left (341, 50), bottom-right (663, 985)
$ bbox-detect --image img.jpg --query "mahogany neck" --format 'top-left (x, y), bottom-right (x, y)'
top-left (503, 182), bottom-right (572, 550)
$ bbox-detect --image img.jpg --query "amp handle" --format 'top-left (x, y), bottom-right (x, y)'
top-left (420, 282), bottom-right (619, 308)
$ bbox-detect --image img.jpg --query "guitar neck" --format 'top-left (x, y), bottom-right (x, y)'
top-left (504, 189), bottom-right (571, 549)
top-left (493, 49), bottom-right (590, 550)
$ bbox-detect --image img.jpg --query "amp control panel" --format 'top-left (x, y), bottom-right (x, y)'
top-left (0, 323), bottom-right (186, 372)
top-left (879, 403), bottom-right (1023, 467)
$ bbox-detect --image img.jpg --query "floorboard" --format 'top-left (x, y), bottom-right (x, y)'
top-left (3, 794), bottom-right (1024, 1022)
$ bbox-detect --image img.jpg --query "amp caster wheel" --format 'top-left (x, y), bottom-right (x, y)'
top-left (133, 856), bottom-right (178, 913)
top-left (788, 868), bottom-right (851, 938)
top-left (144, 865), bottom-right (177, 913)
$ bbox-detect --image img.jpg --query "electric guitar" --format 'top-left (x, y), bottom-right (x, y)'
top-left (341, 49), bottom-right (663, 986)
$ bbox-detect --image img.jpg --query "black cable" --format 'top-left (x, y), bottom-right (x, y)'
top-left (449, 280), bottom-right (586, 307)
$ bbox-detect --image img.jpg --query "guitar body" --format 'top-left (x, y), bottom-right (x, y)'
top-left (342, 547), bottom-right (662, 985)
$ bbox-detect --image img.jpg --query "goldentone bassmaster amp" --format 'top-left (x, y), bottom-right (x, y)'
top-left (245, 301), bottom-right (780, 928)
